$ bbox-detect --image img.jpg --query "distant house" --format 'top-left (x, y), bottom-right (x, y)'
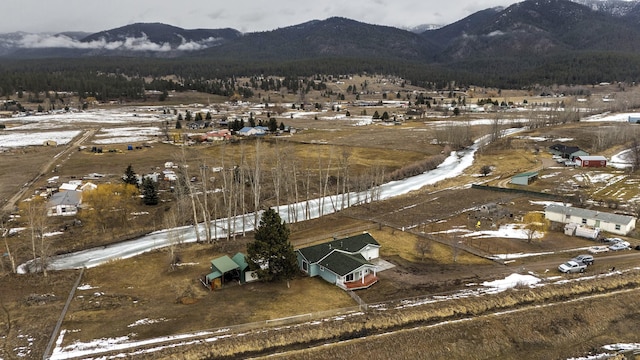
top-left (205, 129), bottom-right (232, 141)
top-left (569, 150), bottom-right (590, 161)
top-left (405, 108), bottom-right (425, 119)
top-left (237, 127), bottom-right (266, 136)
top-left (47, 191), bottom-right (81, 217)
top-left (203, 252), bottom-right (258, 290)
top-left (296, 233), bottom-right (380, 290)
top-left (545, 204), bottom-right (636, 236)
top-left (510, 171), bottom-right (539, 186)
top-left (575, 155), bottom-right (607, 168)
top-left (548, 144), bottom-right (588, 160)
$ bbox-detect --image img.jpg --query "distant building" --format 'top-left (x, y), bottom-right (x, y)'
top-left (47, 191), bottom-right (81, 217)
top-left (510, 171), bottom-right (538, 186)
top-left (296, 233), bottom-right (380, 290)
top-left (545, 204), bottom-right (636, 236)
top-left (575, 156), bottom-right (607, 168)
top-left (548, 144), bottom-right (588, 160)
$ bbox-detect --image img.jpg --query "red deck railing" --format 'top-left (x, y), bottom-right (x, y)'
top-left (343, 273), bottom-right (378, 290)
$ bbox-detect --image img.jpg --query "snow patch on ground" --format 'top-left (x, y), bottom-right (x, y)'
top-left (481, 273), bottom-right (541, 292)
top-left (77, 284), bottom-right (98, 290)
top-left (128, 318), bottom-right (168, 328)
top-left (92, 126), bottom-right (162, 144)
top-left (0, 130), bottom-right (81, 147)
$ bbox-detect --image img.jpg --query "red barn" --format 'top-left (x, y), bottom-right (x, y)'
top-left (575, 156), bottom-right (607, 168)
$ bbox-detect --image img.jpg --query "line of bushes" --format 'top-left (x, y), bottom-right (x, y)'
top-left (386, 153), bottom-right (448, 182)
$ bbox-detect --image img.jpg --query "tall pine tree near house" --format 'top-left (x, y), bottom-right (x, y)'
top-left (247, 208), bottom-right (298, 286)
top-left (123, 164), bottom-right (138, 186)
top-left (141, 177), bottom-right (159, 205)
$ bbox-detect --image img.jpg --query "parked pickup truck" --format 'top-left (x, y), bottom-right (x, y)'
top-left (558, 260), bottom-right (587, 274)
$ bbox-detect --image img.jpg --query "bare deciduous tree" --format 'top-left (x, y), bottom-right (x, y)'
top-left (22, 198), bottom-right (50, 276)
top-left (415, 237), bottom-right (431, 261)
top-left (176, 147), bottom-right (201, 243)
top-left (0, 212), bottom-right (16, 273)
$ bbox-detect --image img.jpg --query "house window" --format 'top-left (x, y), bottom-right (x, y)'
top-left (61, 207), bottom-right (66, 213)
top-left (345, 273), bottom-right (354, 282)
top-left (319, 266), bottom-right (324, 272)
top-left (581, 218), bottom-right (587, 224)
top-left (615, 224), bottom-right (621, 230)
top-left (302, 261), bottom-right (308, 272)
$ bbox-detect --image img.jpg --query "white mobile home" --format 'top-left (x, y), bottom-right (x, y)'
top-left (545, 204), bottom-right (636, 236)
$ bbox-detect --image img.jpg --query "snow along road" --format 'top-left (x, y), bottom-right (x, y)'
top-left (17, 130), bottom-right (505, 272)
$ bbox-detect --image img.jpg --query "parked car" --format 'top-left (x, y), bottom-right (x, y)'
top-left (609, 241), bottom-right (631, 251)
top-left (588, 246), bottom-right (609, 254)
top-left (558, 260), bottom-right (587, 273)
top-left (603, 237), bottom-right (623, 243)
top-left (571, 254), bottom-right (594, 265)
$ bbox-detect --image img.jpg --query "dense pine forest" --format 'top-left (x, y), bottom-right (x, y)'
top-left (2, 50), bottom-right (640, 101)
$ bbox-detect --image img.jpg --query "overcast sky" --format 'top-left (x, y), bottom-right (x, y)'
top-left (2, 0), bottom-right (524, 34)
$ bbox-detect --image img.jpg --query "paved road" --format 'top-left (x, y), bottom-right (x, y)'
top-left (1, 128), bottom-right (97, 213)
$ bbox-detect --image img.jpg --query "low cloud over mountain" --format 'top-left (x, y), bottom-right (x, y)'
top-left (8, 32), bottom-right (219, 52)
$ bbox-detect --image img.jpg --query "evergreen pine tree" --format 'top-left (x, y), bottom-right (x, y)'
top-left (123, 164), bottom-right (138, 186)
top-left (247, 208), bottom-right (298, 284)
top-left (267, 118), bottom-right (278, 132)
top-left (141, 177), bottom-right (159, 205)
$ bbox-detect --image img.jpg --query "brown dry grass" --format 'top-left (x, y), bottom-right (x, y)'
top-left (0, 146), bottom-right (61, 207)
top-left (58, 241), bottom-right (354, 346)
top-left (127, 270), bottom-right (640, 360)
top-left (369, 226), bottom-right (488, 265)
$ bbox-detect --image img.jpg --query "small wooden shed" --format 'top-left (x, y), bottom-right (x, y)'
top-left (203, 252), bottom-right (258, 290)
top-left (204, 255), bottom-right (240, 290)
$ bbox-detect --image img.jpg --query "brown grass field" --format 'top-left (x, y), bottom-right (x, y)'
top-left (2, 83), bottom-right (640, 359)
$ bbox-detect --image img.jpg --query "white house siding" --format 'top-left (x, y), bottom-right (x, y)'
top-left (359, 245), bottom-right (379, 261)
top-left (545, 205), bottom-right (636, 236)
top-left (48, 204), bottom-right (78, 217)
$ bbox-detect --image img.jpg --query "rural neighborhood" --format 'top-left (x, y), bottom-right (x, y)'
top-left (4, 0), bottom-right (640, 356)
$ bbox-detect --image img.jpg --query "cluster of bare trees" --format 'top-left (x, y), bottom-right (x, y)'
top-left (593, 124), bottom-right (640, 153)
top-left (433, 122), bottom-right (473, 149)
top-left (0, 199), bottom-right (52, 275)
top-left (386, 153), bottom-right (448, 182)
top-left (168, 139), bottom-right (402, 243)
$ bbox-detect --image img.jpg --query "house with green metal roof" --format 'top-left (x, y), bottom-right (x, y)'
top-left (203, 252), bottom-right (258, 290)
top-left (296, 233), bottom-right (380, 290)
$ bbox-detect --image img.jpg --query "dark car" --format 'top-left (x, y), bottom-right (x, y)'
top-left (571, 254), bottom-right (594, 265)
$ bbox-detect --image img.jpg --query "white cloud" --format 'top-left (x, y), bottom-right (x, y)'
top-left (6, 32), bottom-right (212, 52)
